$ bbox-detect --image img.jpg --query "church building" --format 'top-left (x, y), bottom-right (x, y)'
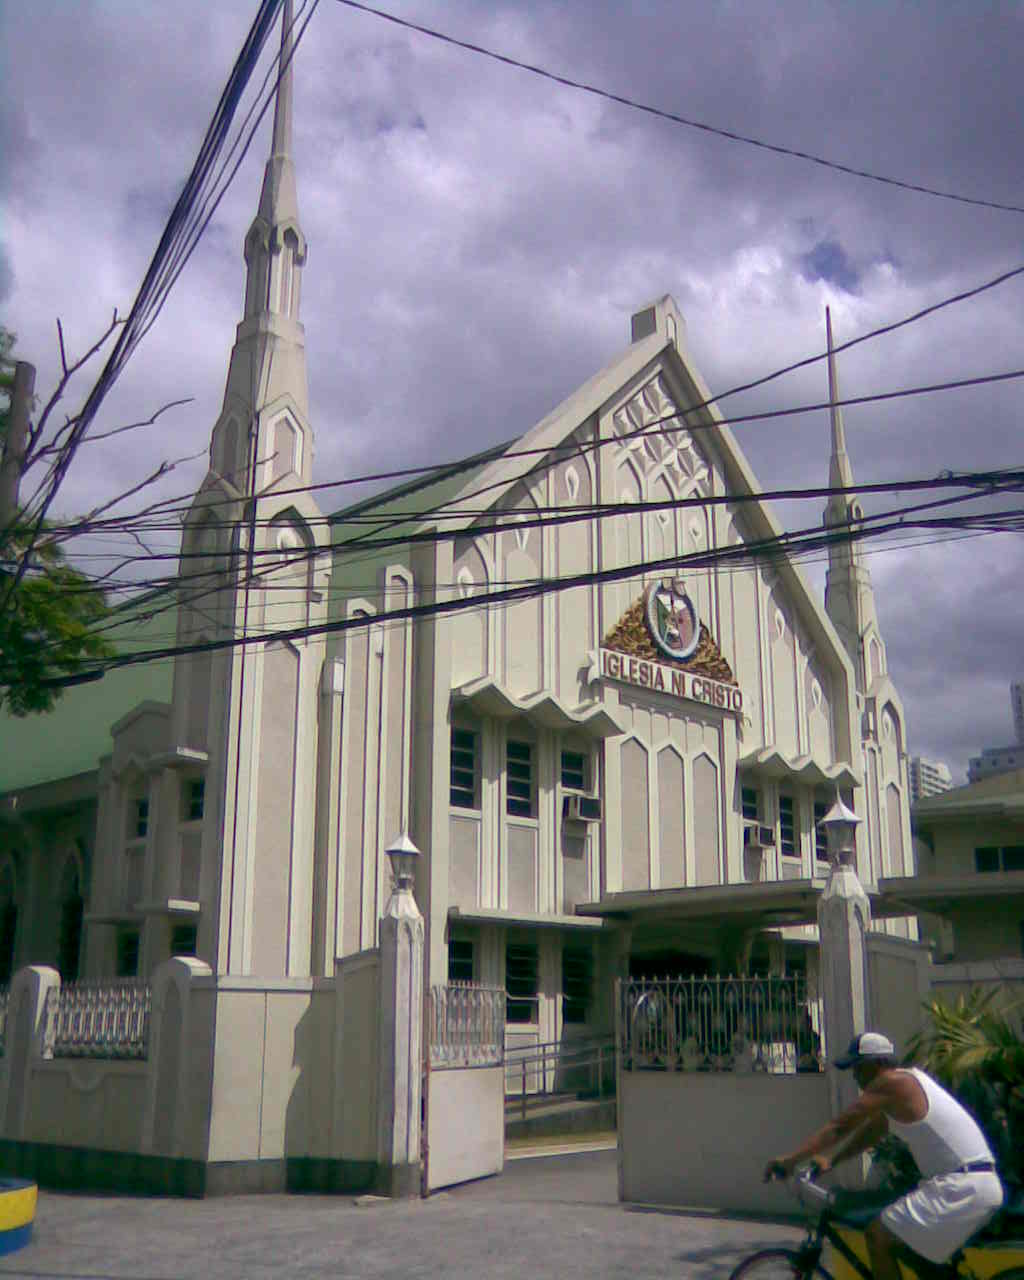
top-left (0, 3), bottom-right (914, 1070)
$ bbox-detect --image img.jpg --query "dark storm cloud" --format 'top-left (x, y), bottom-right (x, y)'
top-left (1, 0), bottom-right (1021, 777)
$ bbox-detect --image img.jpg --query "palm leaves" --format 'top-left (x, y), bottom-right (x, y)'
top-left (907, 988), bottom-right (1024, 1088)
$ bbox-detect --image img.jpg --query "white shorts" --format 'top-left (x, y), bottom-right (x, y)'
top-left (881, 1171), bottom-right (1004, 1263)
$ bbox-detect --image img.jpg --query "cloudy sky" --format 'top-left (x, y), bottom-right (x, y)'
top-left (2, 0), bottom-right (1022, 780)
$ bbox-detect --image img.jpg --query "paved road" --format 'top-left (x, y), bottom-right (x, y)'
top-left (0, 1149), bottom-right (797, 1280)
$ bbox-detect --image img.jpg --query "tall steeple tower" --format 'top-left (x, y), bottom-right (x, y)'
top-left (822, 306), bottom-right (884, 695)
top-left (170, 0), bottom-right (331, 979)
top-left (821, 308), bottom-right (914, 902)
top-left (210, 0), bottom-right (313, 495)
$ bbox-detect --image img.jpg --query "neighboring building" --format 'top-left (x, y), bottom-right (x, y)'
top-left (967, 683), bottom-right (1024, 783)
top-left (888, 769), bottom-right (1024, 973)
top-left (0, 22), bottom-right (915, 1068)
top-left (908, 755), bottom-right (954, 803)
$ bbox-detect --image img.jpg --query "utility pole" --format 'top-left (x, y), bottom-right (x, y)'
top-left (0, 360), bottom-right (35, 532)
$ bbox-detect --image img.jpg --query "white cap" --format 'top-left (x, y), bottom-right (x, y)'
top-left (834, 1031), bottom-right (896, 1069)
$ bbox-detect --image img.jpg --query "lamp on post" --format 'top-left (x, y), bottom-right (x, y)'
top-left (817, 792), bottom-right (861, 868)
top-left (385, 832), bottom-right (421, 895)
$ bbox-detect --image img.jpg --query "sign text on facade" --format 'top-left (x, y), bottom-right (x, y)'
top-left (600, 648), bottom-right (743, 714)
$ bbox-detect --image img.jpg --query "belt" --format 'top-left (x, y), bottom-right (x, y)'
top-left (954, 1161), bottom-right (996, 1174)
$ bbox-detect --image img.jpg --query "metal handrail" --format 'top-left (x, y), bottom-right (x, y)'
top-left (505, 1033), bottom-right (616, 1122)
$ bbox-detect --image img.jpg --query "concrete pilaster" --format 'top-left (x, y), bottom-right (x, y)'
top-left (817, 860), bottom-right (871, 1120)
top-left (376, 882), bottom-right (424, 1196)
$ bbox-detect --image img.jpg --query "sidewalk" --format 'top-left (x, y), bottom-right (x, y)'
top-left (0, 1149), bottom-right (796, 1280)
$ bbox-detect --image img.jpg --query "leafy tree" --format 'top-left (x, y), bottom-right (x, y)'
top-left (0, 326), bottom-right (114, 715)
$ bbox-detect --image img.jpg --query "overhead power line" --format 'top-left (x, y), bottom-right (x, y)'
top-left (2, 0), bottom-right (319, 608)
top-left (26, 480), bottom-right (1024, 689)
top-left (336, 0), bottom-right (1024, 216)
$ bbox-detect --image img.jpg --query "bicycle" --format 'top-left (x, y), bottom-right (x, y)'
top-left (727, 1170), bottom-right (1024, 1280)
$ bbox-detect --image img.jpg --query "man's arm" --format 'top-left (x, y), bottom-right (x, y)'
top-left (765, 1086), bottom-right (891, 1178)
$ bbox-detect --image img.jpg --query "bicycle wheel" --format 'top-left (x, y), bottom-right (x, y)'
top-left (728, 1247), bottom-right (829, 1280)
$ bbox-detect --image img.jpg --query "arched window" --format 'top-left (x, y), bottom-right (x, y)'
top-left (0, 860), bottom-right (18, 984)
top-left (56, 857), bottom-right (84, 982)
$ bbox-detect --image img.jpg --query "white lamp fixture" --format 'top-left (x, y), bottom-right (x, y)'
top-left (816, 792), bottom-right (861, 867)
top-left (385, 832), bottom-right (421, 891)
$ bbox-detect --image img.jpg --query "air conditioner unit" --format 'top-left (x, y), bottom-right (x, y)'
top-left (743, 823), bottom-right (775, 851)
top-left (564, 794), bottom-right (602, 823)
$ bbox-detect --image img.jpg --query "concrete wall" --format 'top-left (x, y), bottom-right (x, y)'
top-left (24, 1061), bottom-right (147, 1151)
top-left (865, 933), bottom-right (933, 1058)
top-left (332, 951), bottom-right (379, 1165)
top-left (427, 1065), bottom-right (503, 1191)
top-left (618, 1069), bottom-right (831, 1214)
top-left (201, 976), bottom-right (334, 1165)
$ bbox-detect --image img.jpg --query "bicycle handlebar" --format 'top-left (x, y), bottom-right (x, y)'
top-left (793, 1167), bottom-right (835, 1212)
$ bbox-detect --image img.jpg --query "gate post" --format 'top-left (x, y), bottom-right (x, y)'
top-left (377, 835), bottom-right (425, 1197)
top-left (816, 797), bottom-right (871, 1122)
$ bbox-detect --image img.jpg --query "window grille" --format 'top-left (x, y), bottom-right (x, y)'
top-left (561, 751), bottom-right (588, 792)
top-left (506, 942), bottom-right (539, 1023)
top-left (507, 740), bottom-right (534, 817)
top-left (779, 794), bottom-right (798, 857)
top-left (741, 787), bottom-right (760, 822)
top-left (562, 946), bottom-right (592, 1024)
top-left (450, 728), bottom-right (479, 809)
top-left (448, 938), bottom-right (474, 983)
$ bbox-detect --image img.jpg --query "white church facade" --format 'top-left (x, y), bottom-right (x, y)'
top-left (0, 3), bottom-right (915, 1190)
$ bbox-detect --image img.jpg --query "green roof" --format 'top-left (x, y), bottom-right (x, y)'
top-left (0, 593), bottom-right (177, 794)
top-left (328, 438), bottom-right (512, 611)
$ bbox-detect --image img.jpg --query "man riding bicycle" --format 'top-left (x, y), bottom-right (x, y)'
top-left (766, 1031), bottom-right (1004, 1280)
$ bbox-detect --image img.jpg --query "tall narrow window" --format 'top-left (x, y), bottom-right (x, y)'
top-left (116, 929), bottom-right (140, 978)
top-left (741, 787), bottom-right (760, 822)
top-left (450, 728), bottom-right (479, 809)
top-left (561, 750), bottom-right (588, 792)
top-left (448, 938), bottom-right (474, 983)
top-left (134, 798), bottom-right (149, 839)
top-left (814, 800), bottom-right (829, 863)
top-left (562, 946), bottom-right (592, 1024)
top-left (171, 923), bottom-right (198, 957)
top-left (507, 740), bottom-right (534, 817)
top-left (56, 859), bottom-right (83, 982)
top-left (506, 942), bottom-right (539, 1023)
top-left (779, 794), bottom-right (798, 858)
top-left (183, 778), bottom-right (205, 822)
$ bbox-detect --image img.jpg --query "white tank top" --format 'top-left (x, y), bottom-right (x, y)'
top-left (886, 1068), bottom-right (994, 1178)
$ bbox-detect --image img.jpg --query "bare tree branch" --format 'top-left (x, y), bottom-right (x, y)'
top-left (32, 396), bottom-right (194, 457)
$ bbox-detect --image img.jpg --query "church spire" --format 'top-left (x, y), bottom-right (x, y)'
top-left (822, 307), bottom-right (882, 695)
top-left (243, 0), bottom-right (306, 323)
top-left (826, 306), bottom-right (854, 497)
top-left (257, 0), bottom-right (300, 232)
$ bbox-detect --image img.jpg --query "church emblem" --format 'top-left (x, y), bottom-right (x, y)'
top-left (645, 578), bottom-right (700, 661)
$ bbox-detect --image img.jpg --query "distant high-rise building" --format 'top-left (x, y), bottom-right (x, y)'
top-left (908, 756), bottom-right (953, 803)
top-left (967, 684), bottom-right (1024, 783)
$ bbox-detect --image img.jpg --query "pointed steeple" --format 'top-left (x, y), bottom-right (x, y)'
top-left (242, 0), bottom-right (307, 324)
top-left (825, 307), bottom-right (854, 499)
top-left (822, 308), bottom-right (882, 694)
top-left (256, 0), bottom-right (300, 232)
